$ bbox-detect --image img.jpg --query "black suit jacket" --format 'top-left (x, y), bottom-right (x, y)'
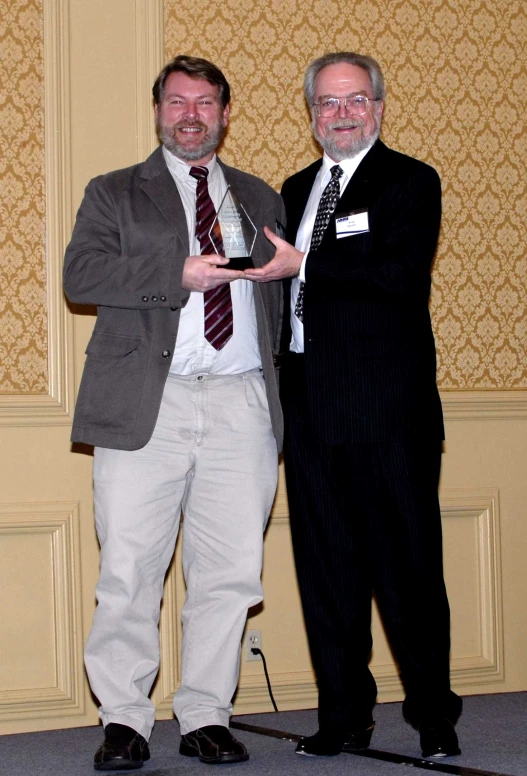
top-left (281, 140), bottom-right (444, 445)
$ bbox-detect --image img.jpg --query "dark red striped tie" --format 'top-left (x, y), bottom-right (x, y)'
top-left (189, 166), bottom-right (233, 350)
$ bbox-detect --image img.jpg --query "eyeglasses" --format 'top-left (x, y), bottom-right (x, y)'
top-left (313, 95), bottom-right (380, 118)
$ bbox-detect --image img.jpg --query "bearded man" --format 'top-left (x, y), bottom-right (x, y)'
top-left (64, 55), bottom-right (284, 770)
top-left (246, 51), bottom-right (462, 760)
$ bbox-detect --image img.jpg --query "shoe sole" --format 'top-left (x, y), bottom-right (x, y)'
top-left (422, 748), bottom-right (461, 758)
top-left (295, 726), bottom-right (374, 758)
top-left (342, 731), bottom-right (374, 752)
top-left (180, 742), bottom-right (249, 764)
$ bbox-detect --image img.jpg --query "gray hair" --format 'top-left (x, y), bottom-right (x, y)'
top-left (304, 52), bottom-right (385, 106)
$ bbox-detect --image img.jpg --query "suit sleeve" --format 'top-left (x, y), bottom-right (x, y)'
top-left (305, 164), bottom-right (441, 297)
top-left (63, 176), bottom-right (185, 310)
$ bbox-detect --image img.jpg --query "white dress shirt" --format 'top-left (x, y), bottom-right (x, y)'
top-left (162, 147), bottom-right (261, 375)
top-left (290, 148), bottom-right (370, 353)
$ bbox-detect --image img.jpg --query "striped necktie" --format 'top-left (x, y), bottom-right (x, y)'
top-left (189, 166), bottom-right (233, 350)
top-left (295, 164), bottom-right (343, 322)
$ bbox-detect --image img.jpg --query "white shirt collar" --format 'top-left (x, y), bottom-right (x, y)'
top-left (162, 145), bottom-right (219, 184)
top-left (319, 146), bottom-right (371, 188)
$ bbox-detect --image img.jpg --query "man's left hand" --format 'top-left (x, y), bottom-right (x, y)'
top-left (244, 226), bottom-right (304, 282)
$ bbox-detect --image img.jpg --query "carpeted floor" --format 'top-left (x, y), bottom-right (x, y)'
top-left (1, 693), bottom-right (525, 776)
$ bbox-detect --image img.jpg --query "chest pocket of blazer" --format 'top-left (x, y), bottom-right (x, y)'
top-left (86, 333), bottom-right (142, 358)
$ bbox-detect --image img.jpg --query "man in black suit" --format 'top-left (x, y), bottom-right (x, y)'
top-left (245, 51), bottom-right (462, 759)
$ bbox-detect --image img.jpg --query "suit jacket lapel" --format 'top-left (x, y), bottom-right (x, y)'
top-left (335, 140), bottom-right (386, 216)
top-left (139, 146), bottom-right (189, 253)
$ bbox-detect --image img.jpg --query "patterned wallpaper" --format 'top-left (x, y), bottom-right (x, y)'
top-left (1, 1), bottom-right (524, 393)
top-left (0, 0), bottom-right (46, 394)
top-left (165, 0), bottom-right (526, 389)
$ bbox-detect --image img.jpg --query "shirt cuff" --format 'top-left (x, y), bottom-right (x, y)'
top-left (299, 251), bottom-right (309, 282)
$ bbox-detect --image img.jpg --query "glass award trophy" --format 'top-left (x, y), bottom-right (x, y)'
top-left (208, 186), bottom-right (256, 270)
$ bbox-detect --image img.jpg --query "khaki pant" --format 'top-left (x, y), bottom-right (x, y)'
top-left (85, 369), bottom-right (278, 739)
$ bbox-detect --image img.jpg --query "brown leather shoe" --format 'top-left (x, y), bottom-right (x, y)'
top-left (180, 725), bottom-right (249, 764)
top-left (94, 723), bottom-right (150, 770)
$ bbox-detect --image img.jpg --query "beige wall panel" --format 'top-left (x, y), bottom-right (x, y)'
top-left (0, 532), bottom-right (56, 690)
top-left (443, 491), bottom-right (503, 684)
top-left (0, 503), bottom-right (84, 727)
top-left (442, 419), bottom-right (527, 692)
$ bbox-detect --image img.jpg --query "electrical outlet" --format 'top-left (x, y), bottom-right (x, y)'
top-left (244, 629), bottom-right (262, 661)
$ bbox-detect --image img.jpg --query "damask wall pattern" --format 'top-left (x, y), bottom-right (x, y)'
top-left (0, 0), bottom-right (46, 393)
top-left (165, 0), bottom-right (526, 389)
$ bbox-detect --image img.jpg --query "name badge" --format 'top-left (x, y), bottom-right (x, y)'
top-left (335, 208), bottom-right (369, 238)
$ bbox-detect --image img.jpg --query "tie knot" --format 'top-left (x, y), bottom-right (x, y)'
top-left (330, 164), bottom-right (344, 181)
top-left (189, 165), bottom-right (209, 181)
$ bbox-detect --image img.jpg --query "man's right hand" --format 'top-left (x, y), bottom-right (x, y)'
top-left (182, 255), bottom-right (245, 292)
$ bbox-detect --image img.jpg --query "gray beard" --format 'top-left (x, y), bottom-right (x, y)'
top-left (313, 116), bottom-right (380, 161)
top-left (157, 121), bottom-right (225, 162)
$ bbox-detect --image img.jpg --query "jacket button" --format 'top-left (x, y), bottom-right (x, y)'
top-left (152, 295), bottom-right (158, 302)
top-left (142, 296), bottom-right (148, 302)
top-left (170, 306), bottom-right (177, 311)
top-left (162, 350), bottom-right (171, 358)
top-left (160, 295), bottom-right (167, 302)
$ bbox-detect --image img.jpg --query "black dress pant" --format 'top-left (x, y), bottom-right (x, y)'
top-left (282, 353), bottom-right (460, 733)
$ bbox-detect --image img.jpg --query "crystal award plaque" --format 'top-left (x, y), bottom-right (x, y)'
top-left (208, 186), bottom-right (256, 270)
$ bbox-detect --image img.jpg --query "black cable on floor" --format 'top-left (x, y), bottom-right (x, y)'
top-left (251, 648), bottom-right (278, 712)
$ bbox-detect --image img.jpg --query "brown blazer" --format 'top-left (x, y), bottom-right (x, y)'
top-left (64, 147), bottom-right (285, 451)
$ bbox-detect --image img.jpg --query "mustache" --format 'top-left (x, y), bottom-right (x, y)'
top-left (173, 120), bottom-right (207, 131)
top-left (326, 118), bottom-right (364, 131)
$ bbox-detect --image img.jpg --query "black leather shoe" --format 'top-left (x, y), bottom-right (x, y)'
top-left (342, 723), bottom-right (376, 752)
top-left (94, 723), bottom-right (150, 770)
top-left (420, 718), bottom-right (461, 758)
top-left (295, 723), bottom-right (375, 757)
top-left (180, 725), bottom-right (249, 764)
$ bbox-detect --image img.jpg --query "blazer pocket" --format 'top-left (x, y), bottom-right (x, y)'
top-left (75, 333), bottom-right (145, 434)
top-left (86, 333), bottom-right (142, 358)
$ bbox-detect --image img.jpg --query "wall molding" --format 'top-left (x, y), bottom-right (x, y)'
top-left (134, 0), bottom-right (165, 162)
top-left (0, 502), bottom-right (84, 721)
top-left (441, 391), bottom-right (527, 420)
top-left (0, 0), bottom-right (75, 427)
top-left (440, 488), bottom-right (504, 687)
top-left (234, 670), bottom-right (317, 714)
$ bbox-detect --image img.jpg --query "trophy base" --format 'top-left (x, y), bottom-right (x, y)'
top-left (226, 256), bottom-right (254, 271)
